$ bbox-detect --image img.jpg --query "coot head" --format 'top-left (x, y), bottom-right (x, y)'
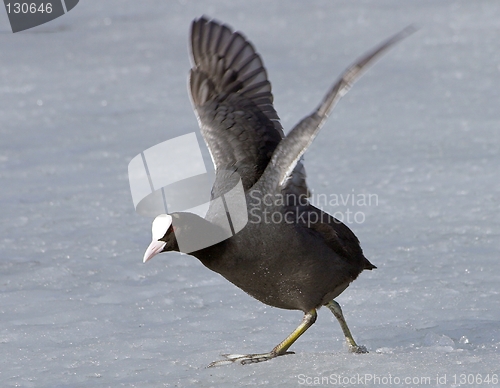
top-left (143, 212), bottom-right (230, 262)
top-left (143, 214), bottom-right (175, 262)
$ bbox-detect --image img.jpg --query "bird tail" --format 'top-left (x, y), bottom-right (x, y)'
top-left (364, 258), bottom-right (377, 270)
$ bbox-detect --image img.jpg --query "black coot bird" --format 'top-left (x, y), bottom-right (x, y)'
top-left (143, 17), bottom-right (413, 366)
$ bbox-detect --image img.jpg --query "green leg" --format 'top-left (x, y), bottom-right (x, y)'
top-left (208, 309), bottom-right (317, 367)
top-left (325, 300), bottom-right (367, 353)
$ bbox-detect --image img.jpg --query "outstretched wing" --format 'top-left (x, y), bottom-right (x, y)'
top-left (259, 26), bottom-right (416, 195)
top-left (189, 17), bottom-right (285, 191)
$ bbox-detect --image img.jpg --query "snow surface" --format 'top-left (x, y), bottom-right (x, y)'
top-left (1, 1), bottom-right (499, 387)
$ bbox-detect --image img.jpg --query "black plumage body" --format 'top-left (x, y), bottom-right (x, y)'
top-left (189, 189), bottom-right (374, 312)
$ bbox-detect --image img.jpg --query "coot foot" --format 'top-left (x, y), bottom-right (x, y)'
top-left (349, 344), bottom-right (369, 354)
top-left (207, 351), bottom-right (295, 367)
top-left (325, 300), bottom-right (368, 353)
top-left (207, 309), bottom-right (317, 367)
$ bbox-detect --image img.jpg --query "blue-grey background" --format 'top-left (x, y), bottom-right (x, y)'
top-left (1, 1), bottom-right (499, 386)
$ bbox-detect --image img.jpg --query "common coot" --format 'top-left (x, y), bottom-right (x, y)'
top-left (142, 17), bottom-right (414, 366)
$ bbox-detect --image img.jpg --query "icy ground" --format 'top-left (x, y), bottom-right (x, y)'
top-left (1, 1), bottom-right (499, 387)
